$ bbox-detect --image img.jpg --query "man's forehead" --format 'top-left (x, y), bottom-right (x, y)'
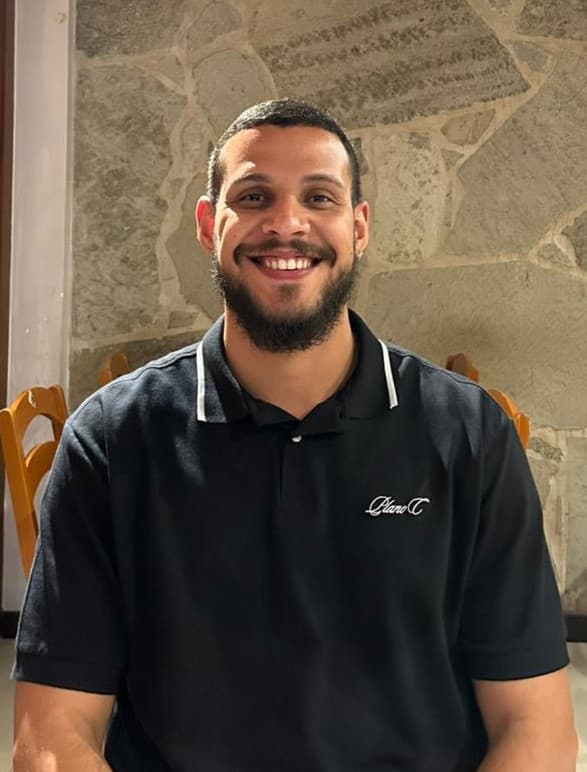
top-left (219, 125), bottom-right (351, 182)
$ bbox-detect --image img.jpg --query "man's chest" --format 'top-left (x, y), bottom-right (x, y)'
top-left (110, 421), bottom-right (480, 640)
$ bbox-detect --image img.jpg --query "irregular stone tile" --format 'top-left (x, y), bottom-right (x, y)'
top-left (70, 330), bottom-right (206, 409)
top-left (187, 2), bottom-right (242, 55)
top-left (442, 149), bottom-right (464, 169)
top-left (165, 176), bottom-right (224, 321)
top-left (366, 261), bottom-right (587, 427)
top-left (73, 65), bottom-right (185, 340)
top-left (371, 133), bottom-right (448, 263)
top-left (513, 42), bottom-right (550, 73)
top-left (516, 0), bottom-right (587, 41)
top-left (169, 310), bottom-right (199, 329)
top-left (569, 641), bottom-right (587, 675)
top-left (72, 189), bottom-right (164, 340)
top-left (157, 54), bottom-right (185, 87)
top-left (526, 435), bottom-right (565, 577)
top-left (76, 0), bottom-right (186, 56)
top-left (486, 0), bottom-right (512, 10)
top-left (75, 66), bottom-right (183, 184)
top-left (350, 137), bottom-right (369, 176)
top-left (444, 53), bottom-right (587, 257)
top-left (249, 0), bottom-right (371, 34)
top-left (530, 462), bottom-right (564, 582)
top-left (442, 185), bottom-right (456, 230)
top-left (251, 0), bottom-right (528, 129)
top-left (407, 132), bottom-right (431, 150)
top-left (563, 211), bottom-right (587, 271)
top-left (167, 178), bottom-right (184, 201)
top-left (536, 241), bottom-right (576, 268)
top-left (351, 137), bottom-right (377, 209)
top-left (566, 438), bottom-right (587, 590)
top-left (180, 118), bottom-right (205, 177)
top-left (563, 568), bottom-right (587, 615)
top-left (195, 51), bottom-right (269, 134)
top-left (528, 455), bottom-right (558, 505)
top-left (441, 110), bottom-right (495, 146)
top-left (528, 436), bottom-right (564, 463)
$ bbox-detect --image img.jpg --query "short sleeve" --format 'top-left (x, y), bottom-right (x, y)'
top-left (13, 397), bottom-right (126, 694)
top-left (459, 411), bottom-right (569, 680)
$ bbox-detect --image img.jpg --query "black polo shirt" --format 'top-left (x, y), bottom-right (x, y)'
top-left (14, 310), bottom-right (568, 772)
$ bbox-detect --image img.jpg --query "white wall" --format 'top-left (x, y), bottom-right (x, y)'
top-left (2, 0), bottom-right (73, 609)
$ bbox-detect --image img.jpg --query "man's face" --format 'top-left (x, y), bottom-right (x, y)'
top-left (196, 124), bottom-right (369, 352)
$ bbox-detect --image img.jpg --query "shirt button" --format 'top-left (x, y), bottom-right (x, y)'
top-left (291, 434), bottom-right (302, 443)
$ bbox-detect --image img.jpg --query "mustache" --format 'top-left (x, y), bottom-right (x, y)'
top-left (233, 238), bottom-right (336, 265)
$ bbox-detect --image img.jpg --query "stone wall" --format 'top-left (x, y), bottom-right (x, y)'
top-left (71, 0), bottom-right (587, 613)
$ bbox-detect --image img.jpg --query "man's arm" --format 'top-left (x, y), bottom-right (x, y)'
top-left (474, 668), bottom-right (578, 771)
top-left (13, 682), bottom-right (115, 771)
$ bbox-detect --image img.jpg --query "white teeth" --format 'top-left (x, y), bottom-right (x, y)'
top-left (261, 257), bottom-right (313, 271)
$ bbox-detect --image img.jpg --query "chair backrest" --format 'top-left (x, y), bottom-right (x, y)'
top-left (486, 388), bottom-right (530, 449)
top-left (0, 385), bottom-right (68, 576)
top-left (98, 351), bottom-right (130, 386)
top-left (446, 354), bottom-right (530, 449)
top-left (444, 353), bottom-right (479, 383)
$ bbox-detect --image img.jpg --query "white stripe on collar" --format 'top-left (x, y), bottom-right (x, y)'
top-left (378, 339), bottom-right (399, 410)
top-left (196, 341), bottom-right (207, 422)
top-left (196, 335), bottom-right (397, 419)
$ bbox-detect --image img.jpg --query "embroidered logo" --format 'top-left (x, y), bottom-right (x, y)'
top-left (365, 496), bottom-right (430, 517)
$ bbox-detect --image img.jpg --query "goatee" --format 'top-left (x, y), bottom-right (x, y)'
top-left (211, 243), bottom-right (361, 353)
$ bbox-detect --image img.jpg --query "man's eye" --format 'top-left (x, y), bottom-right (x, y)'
top-left (309, 193), bottom-right (335, 205)
top-left (240, 192), bottom-right (265, 203)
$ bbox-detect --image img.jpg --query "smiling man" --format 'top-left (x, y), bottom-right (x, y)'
top-left (13, 100), bottom-right (577, 771)
top-left (196, 114), bottom-right (369, 419)
top-left (203, 123), bottom-right (365, 350)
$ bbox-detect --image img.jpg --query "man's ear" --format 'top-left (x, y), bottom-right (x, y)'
top-left (195, 196), bottom-right (215, 253)
top-left (354, 200), bottom-right (370, 256)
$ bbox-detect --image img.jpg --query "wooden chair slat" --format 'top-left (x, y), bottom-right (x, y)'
top-left (99, 352), bottom-right (130, 386)
top-left (446, 355), bottom-right (530, 449)
top-left (0, 384), bottom-right (68, 576)
top-left (25, 440), bottom-right (59, 504)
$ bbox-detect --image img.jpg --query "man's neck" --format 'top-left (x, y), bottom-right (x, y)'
top-left (223, 310), bottom-right (356, 420)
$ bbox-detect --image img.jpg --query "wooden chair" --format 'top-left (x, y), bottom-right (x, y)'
top-left (98, 351), bottom-right (130, 386)
top-left (486, 388), bottom-right (530, 449)
top-left (443, 354), bottom-right (585, 640)
top-left (445, 353), bottom-right (479, 383)
top-left (445, 354), bottom-right (530, 449)
top-left (0, 385), bottom-right (68, 576)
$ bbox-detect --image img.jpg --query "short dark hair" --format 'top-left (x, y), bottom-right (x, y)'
top-left (206, 98), bottom-right (362, 206)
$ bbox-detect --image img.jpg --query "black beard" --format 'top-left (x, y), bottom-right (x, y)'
top-left (211, 245), bottom-right (360, 353)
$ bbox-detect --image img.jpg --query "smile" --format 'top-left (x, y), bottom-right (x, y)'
top-left (249, 256), bottom-right (318, 271)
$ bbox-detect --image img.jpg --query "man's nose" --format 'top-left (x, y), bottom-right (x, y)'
top-left (261, 197), bottom-right (310, 237)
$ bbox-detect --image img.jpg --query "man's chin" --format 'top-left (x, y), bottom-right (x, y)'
top-left (226, 292), bottom-right (314, 326)
top-left (214, 256), bottom-right (359, 352)
top-left (230, 306), bottom-right (320, 334)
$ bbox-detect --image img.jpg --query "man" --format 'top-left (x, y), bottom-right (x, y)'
top-left (13, 99), bottom-right (577, 771)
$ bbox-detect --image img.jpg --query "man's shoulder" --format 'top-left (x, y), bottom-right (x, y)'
top-left (382, 340), bottom-right (508, 439)
top-left (385, 340), bottom-right (481, 394)
top-left (70, 341), bottom-right (202, 432)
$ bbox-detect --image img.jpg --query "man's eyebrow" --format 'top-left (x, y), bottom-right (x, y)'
top-left (231, 172), bottom-right (272, 186)
top-left (302, 173), bottom-right (345, 189)
top-left (229, 172), bottom-right (346, 189)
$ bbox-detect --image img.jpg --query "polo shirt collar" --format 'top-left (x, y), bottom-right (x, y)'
top-left (345, 310), bottom-right (399, 418)
top-left (195, 316), bottom-right (249, 423)
top-left (195, 310), bottom-right (399, 425)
